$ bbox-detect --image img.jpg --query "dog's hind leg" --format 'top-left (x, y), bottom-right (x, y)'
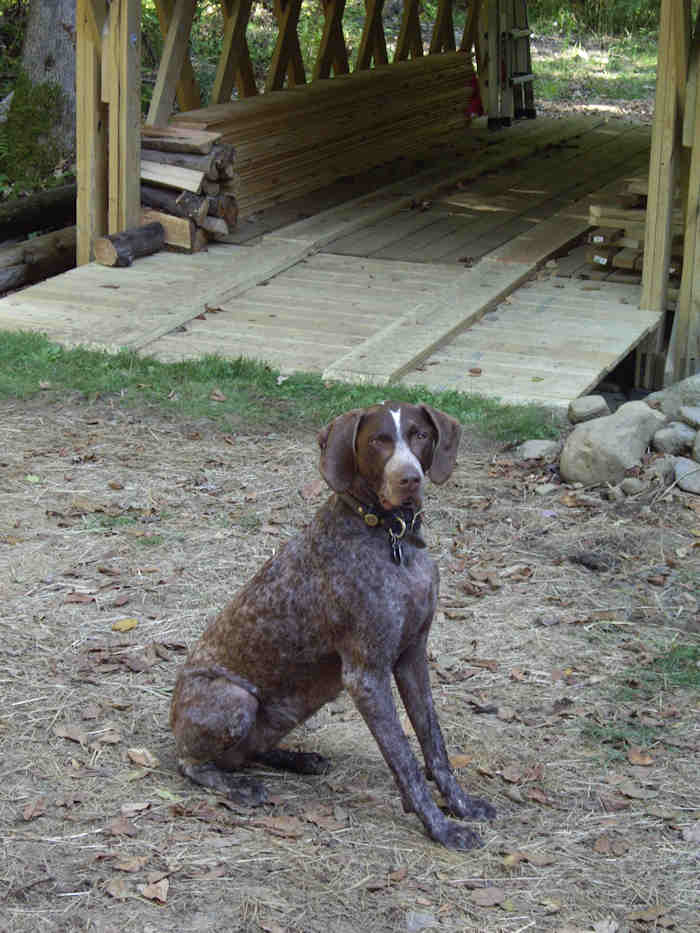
top-left (253, 748), bottom-right (330, 774)
top-left (171, 667), bottom-right (267, 804)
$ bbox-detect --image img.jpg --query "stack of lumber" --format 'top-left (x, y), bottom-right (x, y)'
top-left (585, 175), bottom-right (683, 284)
top-left (140, 126), bottom-right (239, 250)
top-left (169, 51), bottom-right (475, 219)
top-left (0, 226), bottom-right (76, 294)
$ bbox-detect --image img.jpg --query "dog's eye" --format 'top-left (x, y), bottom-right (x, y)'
top-left (410, 428), bottom-right (428, 441)
top-left (371, 434), bottom-right (392, 446)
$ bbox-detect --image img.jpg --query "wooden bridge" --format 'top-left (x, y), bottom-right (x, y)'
top-left (0, 114), bottom-right (661, 406)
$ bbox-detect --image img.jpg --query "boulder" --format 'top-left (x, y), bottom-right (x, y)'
top-left (652, 421), bottom-right (697, 454)
top-left (646, 373), bottom-right (700, 418)
top-left (514, 439), bottom-right (560, 461)
top-left (679, 405), bottom-right (700, 429)
top-left (674, 457), bottom-right (700, 495)
top-left (560, 401), bottom-right (666, 486)
top-left (568, 395), bottom-right (610, 424)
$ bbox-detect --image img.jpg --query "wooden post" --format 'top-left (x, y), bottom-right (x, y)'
top-left (76, 0), bottom-right (108, 264)
top-left (394, 0), bottom-right (423, 62)
top-left (211, 0), bottom-right (258, 102)
top-left (638, 0), bottom-right (685, 387)
top-left (314, 0), bottom-right (350, 78)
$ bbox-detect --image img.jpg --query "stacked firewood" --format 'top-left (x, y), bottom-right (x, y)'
top-left (169, 51), bottom-right (476, 219)
top-left (585, 175), bottom-right (683, 284)
top-left (140, 126), bottom-right (239, 250)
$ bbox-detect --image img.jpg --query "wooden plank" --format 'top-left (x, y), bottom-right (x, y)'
top-left (76, 0), bottom-right (108, 264)
top-left (140, 208), bottom-right (196, 250)
top-left (142, 125), bottom-right (223, 153)
top-left (140, 161), bottom-right (205, 192)
top-left (147, 0), bottom-right (197, 126)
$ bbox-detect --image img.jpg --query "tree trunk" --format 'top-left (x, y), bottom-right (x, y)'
top-left (21, 0), bottom-right (76, 158)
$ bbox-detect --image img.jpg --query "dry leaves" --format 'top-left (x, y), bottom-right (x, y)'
top-left (54, 723), bottom-right (88, 746)
top-left (139, 877), bottom-right (169, 903)
top-left (112, 617), bottom-right (139, 633)
top-left (469, 886), bottom-right (506, 907)
top-left (627, 745), bottom-right (654, 766)
top-left (127, 747), bottom-right (160, 769)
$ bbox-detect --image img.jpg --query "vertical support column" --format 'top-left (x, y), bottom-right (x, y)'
top-left (76, 0), bottom-right (108, 264)
top-left (266, 0), bottom-right (306, 91)
top-left (429, 0), bottom-right (456, 55)
top-left (394, 0), bottom-right (423, 62)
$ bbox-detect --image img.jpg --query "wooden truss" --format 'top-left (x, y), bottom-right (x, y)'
top-left (75, 0), bottom-right (488, 265)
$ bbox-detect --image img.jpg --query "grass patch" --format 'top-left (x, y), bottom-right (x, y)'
top-left (0, 330), bottom-right (561, 443)
top-left (532, 32), bottom-right (657, 102)
top-left (618, 643), bottom-right (700, 700)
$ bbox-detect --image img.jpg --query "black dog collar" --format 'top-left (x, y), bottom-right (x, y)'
top-left (337, 492), bottom-right (426, 565)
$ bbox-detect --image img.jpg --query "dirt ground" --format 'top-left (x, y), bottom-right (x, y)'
top-left (1, 395), bottom-right (698, 933)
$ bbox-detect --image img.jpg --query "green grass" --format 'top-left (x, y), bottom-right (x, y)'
top-left (532, 32), bottom-right (657, 102)
top-left (581, 641), bottom-right (700, 760)
top-left (0, 329), bottom-right (561, 443)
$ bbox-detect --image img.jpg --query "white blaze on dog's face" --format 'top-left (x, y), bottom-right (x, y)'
top-left (354, 403), bottom-right (437, 510)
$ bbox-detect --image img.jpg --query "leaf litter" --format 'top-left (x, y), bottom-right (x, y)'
top-left (0, 396), bottom-right (698, 932)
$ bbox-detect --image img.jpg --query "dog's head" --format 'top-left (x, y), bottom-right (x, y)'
top-left (318, 401), bottom-right (461, 509)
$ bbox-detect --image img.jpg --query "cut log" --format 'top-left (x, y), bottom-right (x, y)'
top-left (0, 184), bottom-right (76, 239)
top-left (198, 215), bottom-right (229, 236)
top-left (206, 194), bottom-right (239, 228)
top-left (141, 125), bottom-right (223, 153)
top-left (140, 143), bottom-right (235, 180)
top-left (0, 264), bottom-right (27, 292)
top-left (140, 184), bottom-right (208, 224)
top-left (0, 225), bottom-right (76, 269)
top-left (141, 208), bottom-right (208, 252)
top-left (94, 221), bottom-right (166, 267)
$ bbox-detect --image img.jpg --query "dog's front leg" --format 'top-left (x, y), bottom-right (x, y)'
top-left (394, 635), bottom-right (496, 823)
top-left (343, 664), bottom-right (483, 850)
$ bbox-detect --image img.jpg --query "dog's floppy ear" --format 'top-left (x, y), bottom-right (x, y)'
top-left (318, 409), bottom-right (363, 492)
top-left (421, 404), bottom-right (462, 484)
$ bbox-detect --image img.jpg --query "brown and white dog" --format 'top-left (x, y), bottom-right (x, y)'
top-left (170, 401), bottom-right (495, 849)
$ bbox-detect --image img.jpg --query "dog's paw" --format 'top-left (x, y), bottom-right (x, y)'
top-left (254, 748), bottom-right (331, 775)
top-left (460, 795), bottom-right (496, 822)
top-left (178, 758), bottom-right (268, 806)
top-left (435, 820), bottom-right (484, 851)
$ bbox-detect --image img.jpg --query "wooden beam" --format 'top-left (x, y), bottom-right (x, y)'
top-left (314, 0), bottom-right (350, 79)
top-left (211, 0), bottom-right (257, 102)
top-left (394, 0), bottom-right (423, 62)
top-left (85, 0), bottom-right (107, 46)
top-left (154, 0), bottom-right (201, 112)
top-left (638, 0), bottom-right (683, 387)
top-left (355, 0), bottom-right (388, 71)
top-left (429, 0), bottom-right (456, 55)
top-left (76, 0), bottom-right (108, 264)
top-left (118, 0), bottom-right (142, 230)
top-left (670, 27), bottom-right (700, 380)
top-left (460, 0), bottom-right (480, 54)
top-left (266, 0), bottom-right (306, 92)
top-left (147, 0), bottom-right (197, 126)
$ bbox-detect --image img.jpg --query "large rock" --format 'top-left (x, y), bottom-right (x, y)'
top-left (675, 457), bottom-right (700, 495)
top-left (514, 439), bottom-right (560, 461)
top-left (652, 421), bottom-right (697, 454)
top-left (568, 395), bottom-right (610, 424)
top-left (646, 373), bottom-right (700, 418)
top-left (560, 401), bottom-right (666, 485)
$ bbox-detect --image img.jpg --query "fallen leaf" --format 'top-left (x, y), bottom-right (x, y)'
top-left (121, 801), bottom-right (151, 817)
top-left (105, 877), bottom-right (131, 900)
top-left (138, 877), bottom-right (169, 903)
top-left (469, 886), bottom-right (505, 907)
top-left (617, 779), bottom-right (658, 800)
top-left (127, 747), bottom-right (159, 769)
top-left (301, 479), bottom-right (324, 501)
top-left (112, 617), bottom-right (138, 633)
top-left (388, 867), bottom-right (408, 883)
top-left (500, 765), bottom-right (522, 784)
top-left (114, 855), bottom-right (149, 873)
top-left (626, 905), bottom-right (669, 922)
top-left (209, 388), bottom-right (227, 402)
top-left (252, 815), bottom-right (307, 839)
top-left (108, 816), bottom-right (138, 837)
top-left (54, 723), bottom-right (88, 746)
top-left (627, 745), bottom-right (654, 766)
top-left (449, 753), bottom-right (473, 769)
top-left (64, 591), bottom-right (95, 604)
top-left (527, 786), bottom-right (550, 805)
top-left (23, 798), bottom-right (47, 821)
